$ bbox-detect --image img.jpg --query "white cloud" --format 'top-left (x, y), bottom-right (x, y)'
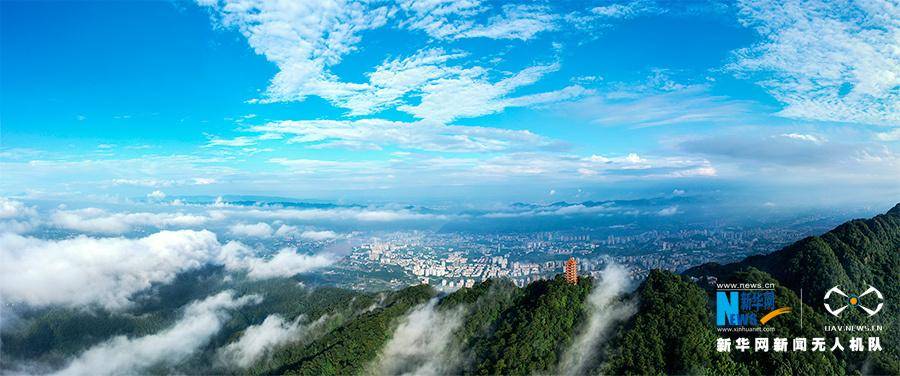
top-left (55, 291), bottom-right (261, 376)
top-left (657, 206), bottom-right (679, 216)
top-left (192, 177), bottom-right (218, 185)
top-left (730, 0), bottom-right (900, 125)
top-left (249, 118), bottom-right (561, 153)
top-left (0, 197), bottom-right (37, 219)
top-left (398, 1), bottom-right (555, 40)
top-left (373, 299), bottom-right (464, 375)
top-left (197, 1), bottom-right (579, 119)
top-left (299, 230), bottom-right (338, 241)
top-left (0, 230), bottom-right (224, 309)
top-left (226, 222), bottom-right (337, 241)
top-left (0, 230), bottom-right (333, 309)
top-left (558, 263), bottom-right (635, 376)
top-left (591, 0), bottom-right (663, 19)
top-left (206, 136), bottom-right (257, 147)
top-left (781, 133), bottom-right (824, 144)
top-left (217, 314), bottom-right (328, 368)
top-left (0, 197), bottom-right (40, 234)
top-left (228, 222), bottom-right (274, 238)
top-left (198, 0), bottom-right (391, 104)
top-left (398, 63), bottom-right (588, 123)
top-left (212, 206), bottom-right (451, 223)
top-left (50, 207), bottom-right (209, 234)
top-left (876, 128), bottom-right (900, 141)
top-left (558, 84), bottom-right (754, 127)
top-left (220, 246), bottom-right (335, 280)
top-left (457, 4), bottom-right (557, 40)
top-left (147, 190), bottom-right (167, 200)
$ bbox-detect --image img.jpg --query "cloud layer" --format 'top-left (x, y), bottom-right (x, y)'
top-left (0, 230), bottom-right (333, 309)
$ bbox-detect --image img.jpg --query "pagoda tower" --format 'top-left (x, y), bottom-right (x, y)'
top-left (564, 257), bottom-right (578, 284)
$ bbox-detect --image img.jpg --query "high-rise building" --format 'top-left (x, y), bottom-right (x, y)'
top-left (564, 257), bottom-right (578, 284)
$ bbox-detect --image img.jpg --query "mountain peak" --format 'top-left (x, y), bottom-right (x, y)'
top-left (887, 203), bottom-right (900, 216)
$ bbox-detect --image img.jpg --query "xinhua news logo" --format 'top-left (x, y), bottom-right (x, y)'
top-left (717, 283), bottom-right (791, 327)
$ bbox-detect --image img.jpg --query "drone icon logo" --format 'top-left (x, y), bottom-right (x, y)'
top-left (824, 285), bottom-right (883, 317)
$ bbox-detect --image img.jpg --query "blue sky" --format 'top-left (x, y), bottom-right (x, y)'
top-left (1, 0), bottom-right (898, 206)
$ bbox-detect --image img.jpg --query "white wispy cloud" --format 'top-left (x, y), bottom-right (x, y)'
top-left (373, 299), bottom-right (464, 375)
top-left (781, 133), bottom-right (824, 144)
top-left (217, 314), bottom-right (329, 368)
top-left (206, 136), bottom-right (257, 147)
top-left (730, 0), bottom-right (900, 125)
top-left (657, 205), bottom-right (679, 216)
top-left (249, 118), bottom-right (562, 153)
top-left (875, 128), bottom-right (900, 142)
top-left (398, 1), bottom-right (556, 40)
top-left (198, 2), bottom-right (581, 121)
top-left (558, 263), bottom-right (635, 376)
top-left (591, 0), bottom-right (664, 19)
top-left (55, 291), bottom-right (261, 376)
top-left (198, 0), bottom-right (391, 104)
top-left (557, 84), bottom-right (754, 127)
top-left (398, 62), bottom-right (588, 123)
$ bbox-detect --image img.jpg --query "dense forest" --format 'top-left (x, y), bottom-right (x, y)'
top-left (2, 204), bottom-right (898, 375)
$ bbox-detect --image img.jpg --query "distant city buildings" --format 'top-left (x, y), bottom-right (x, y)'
top-left (335, 223), bottom-right (826, 291)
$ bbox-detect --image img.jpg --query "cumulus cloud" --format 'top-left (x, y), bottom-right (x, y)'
top-left (558, 263), bottom-right (636, 376)
top-left (0, 230), bottom-right (334, 309)
top-left (218, 314), bottom-right (329, 368)
top-left (729, 0), bottom-right (900, 125)
top-left (147, 190), bottom-right (167, 200)
top-left (373, 299), bottom-right (464, 376)
top-left (0, 197), bottom-right (39, 233)
top-left (0, 197), bottom-right (38, 219)
top-left (54, 291), bottom-right (261, 376)
top-left (50, 207), bottom-right (210, 234)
